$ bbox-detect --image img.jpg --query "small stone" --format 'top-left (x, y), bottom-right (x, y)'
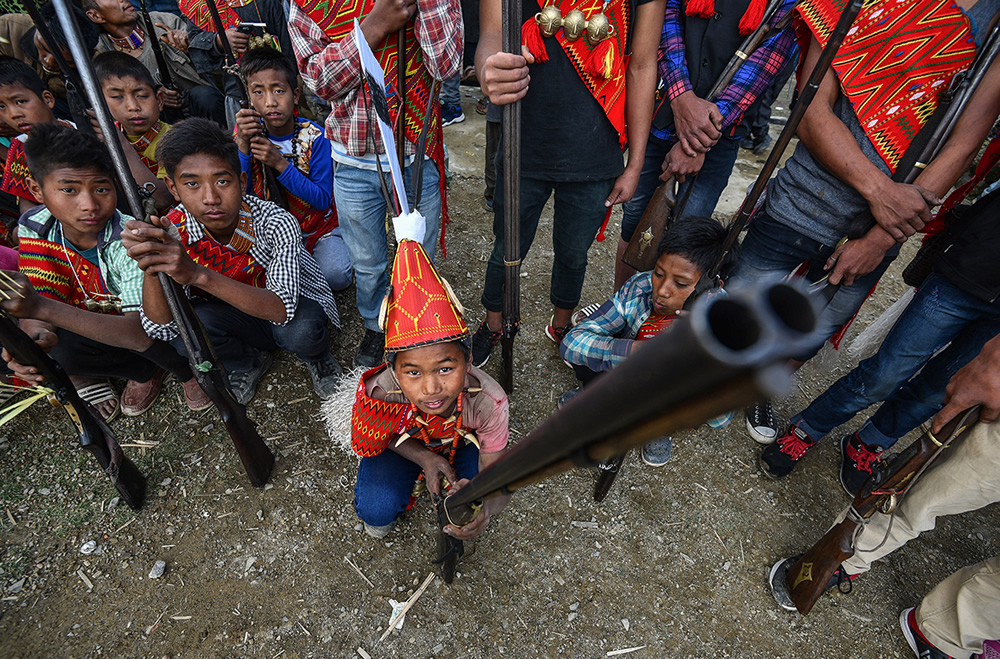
top-left (431, 644), bottom-right (444, 654)
top-left (723, 561), bottom-right (731, 571)
top-left (38, 488), bottom-right (50, 496)
top-left (148, 560), bottom-right (166, 579)
top-left (264, 484), bottom-right (274, 491)
top-left (569, 602), bottom-right (579, 611)
top-left (201, 424), bottom-right (214, 433)
top-left (567, 612), bottom-right (577, 622)
top-left (80, 541), bottom-right (97, 555)
top-left (622, 618), bottom-right (630, 632)
top-left (8, 578), bottom-right (25, 594)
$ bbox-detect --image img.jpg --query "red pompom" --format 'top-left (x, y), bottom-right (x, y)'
top-left (585, 38), bottom-right (616, 79)
top-left (685, 0), bottom-right (715, 19)
top-left (738, 0), bottom-right (767, 35)
top-left (521, 18), bottom-right (549, 63)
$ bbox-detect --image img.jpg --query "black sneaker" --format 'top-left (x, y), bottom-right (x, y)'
top-left (746, 400), bottom-right (779, 444)
top-left (354, 329), bottom-right (385, 369)
top-left (471, 320), bottom-right (501, 367)
top-left (900, 607), bottom-right (953, 658)
top-left (768, 555), bottom-right (856, 612)
top-left (759, 423), bottom-right (817, 479)
top-left (229, 350), bottom-right (274, 405)
top-left (558, 386), bottom-right (583, 409)
top-left (840, 432), bottom-right (884, 497)
top-left (304, 353), bottom-right (344, 398)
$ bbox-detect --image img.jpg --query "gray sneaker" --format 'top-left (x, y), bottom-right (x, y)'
top-left (305, 353), bottom-right (344, 398)
top-left (363, 521), bottom-right (394, 539)
top-left (228, 350), bottom-right (273, 405)
top-left (640, 436), bottom-right (673, 467)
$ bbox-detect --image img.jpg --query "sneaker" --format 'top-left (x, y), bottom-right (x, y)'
top-left (120, 368), bottom-right (165, 416)
top-left (471, 320), bottom-right (501, 367)
top-left (363, 521), bottom-right (394, 539)
top-left (440, 102), bottom-right (465, 127)
top-left (706, 410), bottom-right (734, 429)
top-left (742, 130), bottom-right (772, 154)
top-left (182, 376), bottom-right (213, 411)
top-left (304, 353), bottom-right (344, 398)
top-left (768, 555), bottom-right (856, 612)
top-left (759, 423), bottom-right (816, 479)
top-left (745, 400), bottom-right (779, 444)
top-left (840, 432), bottom-right (884, 497)
top-left (900, 608), bottom-right (953, 658)
top-left (484, 197), bottom-right (494, 212)
top-left (558, 386), bottom-right (583, 409)
top-left (570, 302), bottom-right (601, 327)
top-left (354, 329), bottom-right (385, 369)
top-left (228, 350), bottom-right (273, 405)
top-left (544, 316), bottom-right (571, 345)
top-left (640, 436), bottom-right (673, 467)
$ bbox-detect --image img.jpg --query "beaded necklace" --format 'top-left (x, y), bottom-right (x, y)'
top-left (109, 24), bottom-right (145, 51)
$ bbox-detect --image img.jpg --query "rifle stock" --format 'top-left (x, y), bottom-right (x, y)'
top-left (621, 178), bottom-right (676, 271)
top-left (786, 406), bottom-right (979, 615)
top-left (52, 0), bottom-right (274, 488)
top-left (0, 310), bottom-right (146, 510)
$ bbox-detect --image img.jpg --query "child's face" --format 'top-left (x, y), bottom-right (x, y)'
top-left (650, 252), bottom-right (702, 316)
top-left (391, 342), bottom-right (471, 418)
top-left (165, 153), bottom-right (247, 237)
top-left (29, 167), bottom-right (116, 249)
top-left (33, 31), bottom-right (73, 75)
top-left (102, 75), bottom-right (163, 136)
top-left (247, 69), bottom-right (299, 133)
top-left (0, 83), bottom-right (56, 134)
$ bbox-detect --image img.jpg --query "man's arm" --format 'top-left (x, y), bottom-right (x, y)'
top-left (476, 0), bottom-right (531, 105)
top-left (415, 0), bottom-right (463, 80)
top-left (606, 0), bottom-right (667, 207)
top-left (933, 333), bottom-right (1000, 432)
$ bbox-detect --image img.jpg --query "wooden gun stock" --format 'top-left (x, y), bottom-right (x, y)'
top-left (621, 178), bottom-right (676, 271)
top-left (787, 407), bottom-right (979, 615)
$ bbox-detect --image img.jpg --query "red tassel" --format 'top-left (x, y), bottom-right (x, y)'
top-left (738, 0), bottom-right (767, 35)
top-left (595, 205), bottom-right (614, 242)
top-left (521, 18), bottom-right (549, 63)
top-left (685, 0), bottom-right (715, 19)
top-left (585, 39), bottom-right (616, 79)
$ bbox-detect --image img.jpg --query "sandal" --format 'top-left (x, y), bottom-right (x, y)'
top-left (75, 380), bottom-right (120, 423)
top-left (121, 369), bottom-right (165, 417)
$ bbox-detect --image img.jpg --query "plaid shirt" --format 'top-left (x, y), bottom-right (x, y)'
top-left (654, 0), bottom-right (798, 142)
top-left (288, 0), bottom-right (463, 157)
top-left (560, 272), bottom-right (673, 373)
top-left (18, 207), bottom-right (144, 313)
top-left (141, 195), bottom-right (340, 341)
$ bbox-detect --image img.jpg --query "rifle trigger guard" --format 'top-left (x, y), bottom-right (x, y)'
top-left (878, 493), bottom-right (898, 515)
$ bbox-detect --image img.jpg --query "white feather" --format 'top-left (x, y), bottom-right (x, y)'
top-left (321, 366), bottom-right (368, 456)
top-left (847, 287), bottom-right (916, 362)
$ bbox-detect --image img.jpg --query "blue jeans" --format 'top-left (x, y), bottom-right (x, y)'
top-left (621, 134), bottom-right (741, 241)
top-left (310, 225), bottom-right (354, 292)
top-left (440, 74), bottom-right (461, 105)
top-left (730, 211), bottom-right (901, 361)
top-left (354, 444), bottom-right (480, 526)
top-left (793, 274), bottom-right (1000, 449)
top-left (171, 296), bottom-right (331, 373)
top-left (333, 159), bottom-right (441, 330)
top-left (482, 173), bottom-right (615, 312)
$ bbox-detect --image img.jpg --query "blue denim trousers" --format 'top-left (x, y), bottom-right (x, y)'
top-left (793, 273), bottom-right (1000, 449)
top-left (170, 296), bottom-right (331, 373)
top-left (621, 134), bottom-right (742, 241)
top-left (730, 211), bottom-right (901, 361)
top-left (440, 74), bottom-right (461, 105)
top-left (333, 159), bottom-right (441, 330)
top-left (354, 444), bottom-right (480, 526)
top-left (481, 173), bottom-right (615, 312)
top-left (310, 225), bottom-right (354, 292)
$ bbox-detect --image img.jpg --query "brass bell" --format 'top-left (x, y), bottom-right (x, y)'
top-left (536, 5), bottom-right (563, 38)
top-left (562, 9), bottom-right (586, 41)
top-left (586, 12), bottom-right (611, 45)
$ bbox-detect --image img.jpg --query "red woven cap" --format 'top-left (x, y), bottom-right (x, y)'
top-left (381, 240), bottom-right (469, 352)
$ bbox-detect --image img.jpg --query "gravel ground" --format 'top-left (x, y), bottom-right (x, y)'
top-left (1, 88), bottom-right (998, 659)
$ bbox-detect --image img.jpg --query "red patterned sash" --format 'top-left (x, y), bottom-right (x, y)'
top-left (169, 205), bottom-right (267, 290)
top-left (797, 0), bottom-right (975, 173)
top-left (636, 313), bottom-right (675, 341)
top-left (17, 235), bottom-right (119, 313)
top-left (1, 139), bottom-right (38, 203)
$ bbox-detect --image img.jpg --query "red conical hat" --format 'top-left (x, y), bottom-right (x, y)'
top-left (380, 240), bottom-right (469, 353)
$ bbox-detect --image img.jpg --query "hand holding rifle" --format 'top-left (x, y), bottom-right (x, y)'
top-left (217, 28), bottom-right (250, 56)
top-left (234, 107), bottom-right (264, 152)
top-left (158, 24), bottom-right (190, 52)
top-left (361, 0), bottom-right (416, 45)
top-left (660, 142), bottom-right (706, 183)
top-left (122, 216), bottom-right (203, 287)
top-left (934, 333), bottom-right (1000, 431)
top-left (670, 90), bottom-right (723, 156)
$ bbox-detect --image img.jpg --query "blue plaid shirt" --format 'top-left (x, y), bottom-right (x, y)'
top-left (653, 0), bottom-right (799, 142)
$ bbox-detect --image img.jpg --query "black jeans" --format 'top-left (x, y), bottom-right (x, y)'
top-left (51, 330), bottom-right (191, 382)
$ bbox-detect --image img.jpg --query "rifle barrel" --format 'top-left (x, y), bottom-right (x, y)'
top-left (499, 0), bottom-right (522, 394)
top-left (445, 280), bottom-right (821, 519)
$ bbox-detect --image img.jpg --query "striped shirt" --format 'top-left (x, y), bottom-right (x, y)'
top-left (653, 0), bottom-right (798, 142)
top-left (18, 206), bottom-right (144, 313)
top-left (141, 195), bottom-right (340, 341)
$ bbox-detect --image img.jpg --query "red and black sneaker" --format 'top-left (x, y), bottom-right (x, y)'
top-left (544, 315), bottom-right (571, 345)
top-left (471, 320), bottom-right (502, 367)
top-left (900, 607), bottom-right (954, 658)
top-left (840, 432), bottom-right (884, 497)
top-left (759, 423), bottom-right (817, 479)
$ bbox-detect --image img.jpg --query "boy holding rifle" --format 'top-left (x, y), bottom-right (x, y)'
top-left (735, 0), bottom-right (1000, 448)
top-left (768, 333), bottom-right (1000, 658)
top-left (122, 118), bottom-right (343, 404)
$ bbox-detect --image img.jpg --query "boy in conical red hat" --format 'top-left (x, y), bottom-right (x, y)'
top-left (350, 238), bottom-right (511, 540)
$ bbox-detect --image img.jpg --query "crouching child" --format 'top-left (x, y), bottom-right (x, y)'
top-left (350, 239), bottom-right (510, 540)
top-left (560, 216), bottom-right (736, 467)
top-left (122, 118), bottom-right (343, 404)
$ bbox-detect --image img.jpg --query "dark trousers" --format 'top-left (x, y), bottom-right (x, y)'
top-left (51, 330), bottom-right (191, 382)
top-left (169, 296), bottom-right (330, 373)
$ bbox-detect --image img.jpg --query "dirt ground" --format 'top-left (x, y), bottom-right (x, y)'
top-left (2, 89), bottom-right (999, 659)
